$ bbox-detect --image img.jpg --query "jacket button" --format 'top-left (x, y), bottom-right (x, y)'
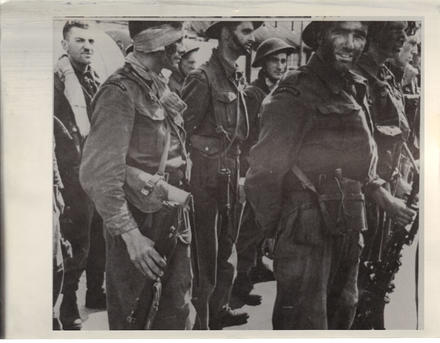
top-left (205, 146), bottom-right (209, 151)
top-left (72, 126), bottom-right (78, 132)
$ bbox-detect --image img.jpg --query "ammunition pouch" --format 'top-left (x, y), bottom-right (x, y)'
top-left (374, 125), bottom-right (403, 181)
top-left (124, 165), bottom-right (191, 214)
top-left (290, 166), bottom-right (367, 237)
top-left (317, 177), bottom-right (367, 236)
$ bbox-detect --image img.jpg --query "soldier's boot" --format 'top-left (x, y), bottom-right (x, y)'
top-left (85, 288), bottom-right (107, 310)
top-left (249, 257), bottom-right (275, 284)
top-left (85, 271), bottom-right (106, 310)
top-left (60, 292), bottom-right (82, 330)
top-left (209, 307), bottom-right (249, 330)
top-left (232, 272), bottom-right (262, 306)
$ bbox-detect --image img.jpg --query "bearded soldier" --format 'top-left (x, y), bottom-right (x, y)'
top-left (181, 21), bottom-right (262, 330)
top-left (245, 21), bottom-right (414, 329)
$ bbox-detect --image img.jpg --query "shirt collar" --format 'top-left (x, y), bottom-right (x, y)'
top-left (307, 53), bottom-right (368, 94)
top-left (171, 66), bottom-right (185, 84)
top-left (252, 69), bottom-right (271, 94)
top-left (307, 53), bottom-right (350, 94)
top-left (212, 48), bottom-right (238, 79)
top-left (357, 52), bottom-right (397, 87)
top-left (71, 61), bottom-right (93, 77)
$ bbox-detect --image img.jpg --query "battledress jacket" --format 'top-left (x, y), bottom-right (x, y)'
top-left (245, 54), bottom-right (385, 238)
top-left (79, 63), bottom-right (187, 238)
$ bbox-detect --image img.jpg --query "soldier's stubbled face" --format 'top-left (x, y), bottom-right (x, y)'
top-left (317, 21), bottom-right (368, 73)
top-left (264, 52), bottom-right (288, 81)
top-left (62, 27), bottom-right (95, 66)
top-left (180, 50), bottom-right (198, 77)
top-left (227, 22), bottom-right (256, 56)
top-left (376, 21), bottom-right (408, 59)
top-left (164, 38), bottom-right (185, 70)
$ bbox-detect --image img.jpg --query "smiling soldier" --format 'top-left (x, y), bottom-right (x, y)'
top-left (245, 21), bottom-right (414, 329)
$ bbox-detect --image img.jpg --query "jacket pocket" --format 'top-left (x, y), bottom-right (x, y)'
top-left (309, 102), bottom-right (363, 152)
top-left (274, 202), bottom-right (325, 258)
top-left (214, 90), bottom-right (238, 130)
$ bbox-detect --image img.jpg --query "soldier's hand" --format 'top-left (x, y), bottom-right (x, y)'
top-left (371, 187), bottom-right (416, 227)
top-left (261, 238), bottom-right (275, 260)
top-left (386, 196), bottom-right (416, 227)
top-left (121, 229), bottom-right (167, 280)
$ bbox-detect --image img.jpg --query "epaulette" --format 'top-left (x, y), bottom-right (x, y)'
top-left (100, 70), bottom-right (130, 92)
top-left (272, 70), bottom-right (305, 97)
top-left (189, 66), bottom-right (209, 83)
top-left (104, 80), bottom-right (128, 92)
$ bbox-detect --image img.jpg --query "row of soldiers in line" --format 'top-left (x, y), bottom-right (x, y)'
top-left (53, 19), bottom-right (420, 330)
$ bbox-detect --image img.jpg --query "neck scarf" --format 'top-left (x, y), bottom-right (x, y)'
top-left (125, 53), bottom-right (186, 126)
top-left (54, 55), bottom-right (91, 137)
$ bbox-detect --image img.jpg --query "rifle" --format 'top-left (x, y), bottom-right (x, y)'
top-left (126, 202), bottom-right (180, 330)
top-left (352, 143), bottom-right (419, 330)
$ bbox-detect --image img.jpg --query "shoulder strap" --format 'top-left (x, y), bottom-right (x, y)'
top-left (157, 122), bottom-right (171, 176)
top-left (291, 164), bottom-right (318, 194)
top-left (291, 164), bottom-right (338, 235)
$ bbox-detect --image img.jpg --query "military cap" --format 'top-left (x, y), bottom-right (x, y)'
top-left (182, 46), bottom-right (200, 59)
top-left (205, 21), bottom-right (263, 39)
top-left (302, 21), bottom-right (371, 50)
top-left (301, 21), bottom-right (325, 50)
top-left (128, 21), bottom-right (183, 39)
top-left (252, 37), bottom-right (296, 67)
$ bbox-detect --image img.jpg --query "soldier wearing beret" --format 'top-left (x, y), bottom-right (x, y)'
top-left (181, 21), bottom-right (262, 329)
top-left (233, 37), bottom-right (295, 306)
top-left (80, 21), bottom-right (195, 330)
top-left (245, 21), bottom-right (414, 329)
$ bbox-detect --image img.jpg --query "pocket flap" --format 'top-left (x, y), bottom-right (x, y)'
top-left (216, 91), bottom-right (237, 104)
top-left (316, 102), bottom-right (360, 115)
top-left (375, 124), bottom-right (402, 137)
top-left (189, 135), bottom-right (223, 156)
top-left (136, 97), bottom-right (165, 121)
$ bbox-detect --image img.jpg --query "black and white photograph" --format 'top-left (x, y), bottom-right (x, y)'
top-left (51, 17), bottom-right (423, 331)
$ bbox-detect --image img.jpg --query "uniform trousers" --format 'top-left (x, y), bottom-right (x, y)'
top-left (272, 191), bottom-right (363, 329)
top-left (105, 204), bottom-right (194, 330)
top-left (190, 150), bottom-right (241, 329)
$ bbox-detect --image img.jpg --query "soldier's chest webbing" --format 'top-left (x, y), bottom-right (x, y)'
top-left (297, 81), bottom-right (376, 181)
top-left (199, 63), bottom-right (249, 142)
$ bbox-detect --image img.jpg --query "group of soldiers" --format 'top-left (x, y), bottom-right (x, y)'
top-left (53, 19), bottom-right (420, 330)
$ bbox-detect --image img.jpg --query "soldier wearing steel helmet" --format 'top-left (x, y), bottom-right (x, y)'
top-left (245, 21), bottom-right (414, 329)
top-left (232, 37), bottom-right (296, 307)
top-left (181, 20), bottom-right (262, 330)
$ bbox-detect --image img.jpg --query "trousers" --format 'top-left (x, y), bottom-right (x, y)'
top-left (59, 184), bottom-right (94, 294)
top-left (190, 150), bottom-right (240, 329)
top-left (86, 211), bottom-right (106, 292)
top-left (105, 206), bottom-right (195, 330)
top-left (272, 191), bottom-right (363, 329)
